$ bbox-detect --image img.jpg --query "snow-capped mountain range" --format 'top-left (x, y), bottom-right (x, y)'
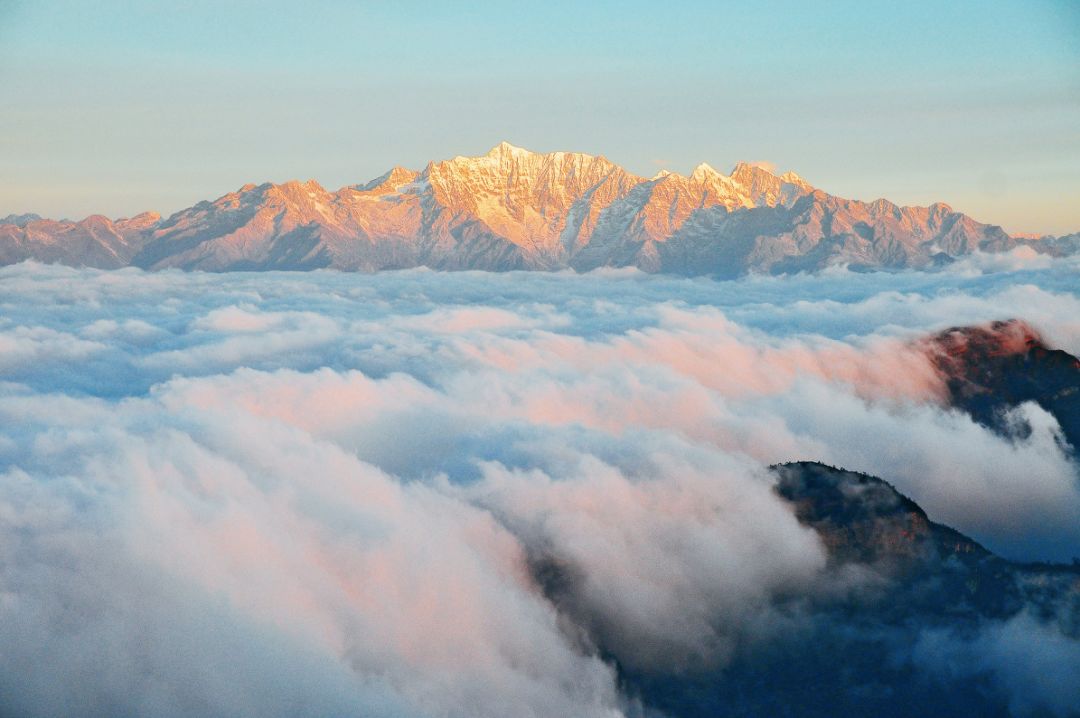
top-left (3, 142), bottom-right (1076, 274)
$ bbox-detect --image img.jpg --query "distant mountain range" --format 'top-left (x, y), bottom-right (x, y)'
top-left (3, 143), bottom-right (1078, 274)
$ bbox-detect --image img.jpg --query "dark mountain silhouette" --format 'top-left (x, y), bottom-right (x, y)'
top-left (613, 462), bottom-right (1080, 717)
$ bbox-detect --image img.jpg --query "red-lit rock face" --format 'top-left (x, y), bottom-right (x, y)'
top-left (931, 319), bottom-right (1044, 363)
top-left (921, 319), bottom-right (1080, 450)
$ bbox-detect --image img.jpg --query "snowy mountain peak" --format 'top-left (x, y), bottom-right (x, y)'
top-left (2, 142), bottom-right (1064, 274)
top-left (779, 171), bottom-right (812, 191)
top-left (730, 161), bottom-right (774, 182)
top-left (268, 179), bottom-right (331, 204)
top-left (360, 166), bottom-right (420, 192)
top-left (690, 162), bottom-right (722, 182)
top-left (723, 161), bottom-right (815, 208)
top-left (486, 140), bottom-right (530, 158)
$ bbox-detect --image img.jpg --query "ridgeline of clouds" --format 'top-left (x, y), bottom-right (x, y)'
top-left (1, 253), bottom-right (1079, 715)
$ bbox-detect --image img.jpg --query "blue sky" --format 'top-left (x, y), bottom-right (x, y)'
top-left (1, 0), bottom-right (1077, 233)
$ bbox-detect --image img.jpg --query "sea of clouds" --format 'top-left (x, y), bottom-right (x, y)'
top-left (1, 251), bottom-right (1079, 717)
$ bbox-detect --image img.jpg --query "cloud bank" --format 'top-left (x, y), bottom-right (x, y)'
top-left (0, 258), bottom-right (1078, 716)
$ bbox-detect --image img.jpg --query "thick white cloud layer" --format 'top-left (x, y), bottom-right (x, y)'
top-left (1, 257), bottom-right (1079, 716)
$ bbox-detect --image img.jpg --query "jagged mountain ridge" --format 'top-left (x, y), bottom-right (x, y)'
top-left (1, 142), bottom-right (1069, 273)
top-left (0, 213), bottom-right (42, 227)
top-left (0, 211), bottom-right (159, 268)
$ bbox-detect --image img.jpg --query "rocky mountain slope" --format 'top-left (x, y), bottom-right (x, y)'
top-left (617, 461), bottom-right (1080, 718)
top-left (2, 143), bottom-right (1073, 274)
